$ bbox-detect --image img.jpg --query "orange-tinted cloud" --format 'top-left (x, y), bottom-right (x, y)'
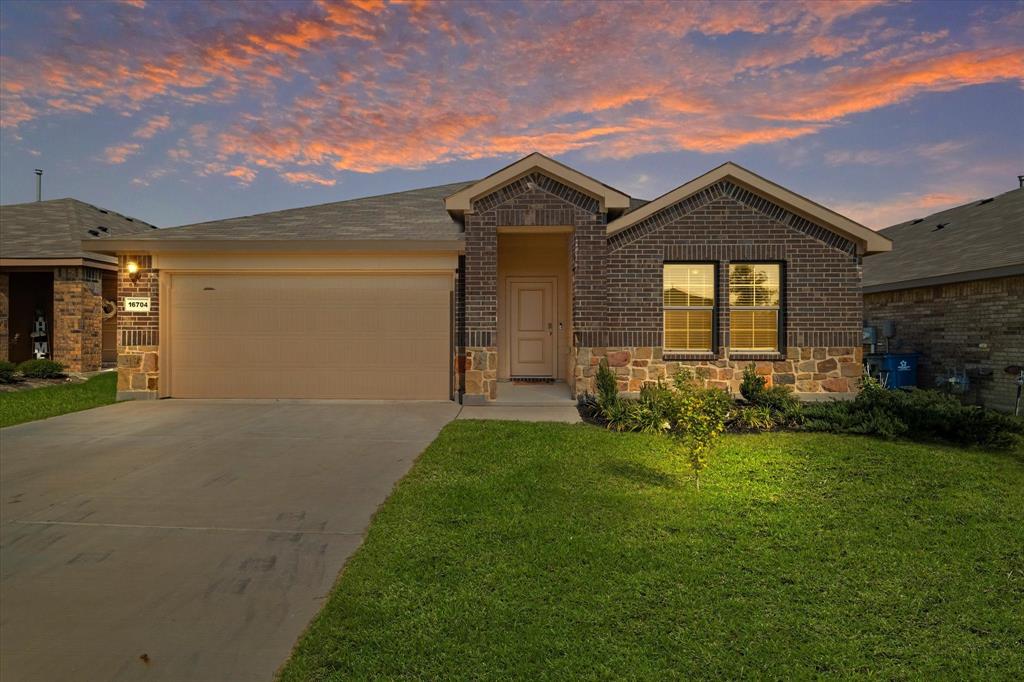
top-left (1, 0), bottom-right (1020, 184)
top-left (133, 114), bottom-right (171, 139)
top-left (104, 143), bottom-right (142, 164)
top-left (282, 170), bottom-right (337, 186)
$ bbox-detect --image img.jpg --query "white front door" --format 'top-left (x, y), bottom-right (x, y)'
top-left (508, 280), bottom-right (554, 377)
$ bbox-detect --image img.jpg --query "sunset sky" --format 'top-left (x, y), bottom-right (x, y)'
top-left (1, 0), bottom-right (1021, 229)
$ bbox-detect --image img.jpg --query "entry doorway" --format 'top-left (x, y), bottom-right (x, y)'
top-left (507, 278), bottom-right (555, 378)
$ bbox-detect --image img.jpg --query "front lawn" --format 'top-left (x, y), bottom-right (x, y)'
top-left (281, 422), bottom-right (1024, 680)
top-left (0, 372), bottom-right (117, 428)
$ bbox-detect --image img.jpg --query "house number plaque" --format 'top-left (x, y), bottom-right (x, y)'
top-left (124, 297), bottom-right (151, 312)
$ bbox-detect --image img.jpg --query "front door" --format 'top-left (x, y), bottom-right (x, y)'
top-left (509, 280), bottom-right (554, 377)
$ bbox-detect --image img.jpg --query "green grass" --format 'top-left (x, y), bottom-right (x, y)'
top-left (0, 372), bottom-right (117, 428)
top-left (281, 423), bottom-right (1024, 680)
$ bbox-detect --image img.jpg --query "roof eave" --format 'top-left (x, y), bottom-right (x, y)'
top-left (863, 263), bottom-right (1024, 293)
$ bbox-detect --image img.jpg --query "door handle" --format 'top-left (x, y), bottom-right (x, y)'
top-left (547, 322), bottom-right (553, 336)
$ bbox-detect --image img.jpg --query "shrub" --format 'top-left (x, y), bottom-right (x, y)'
top-left (802, 376), bottom-right (1023, 449)
top-left (739, 363), bottom-right (767, 402)
top-left (730, 405), bottom-right (778, 432)
top-left (0, 360), bottom-right (16, 384)
top-left (17, 358), bottom-right (65, 379)
top-left (736, 363), bottom-right (802, 427)
top-left (595, 358), bottom-right (619, 409)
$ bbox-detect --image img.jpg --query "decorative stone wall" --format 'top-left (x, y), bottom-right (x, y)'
top-left (116, 255), bottom-right (160, 398)
top-left (460, 346), bottom-right (497, 403)
top-left (0, 272), bottom-right (8, 362)
top-left (864, 275), bottom-right (1024, 412)
top-left (53, 266), bottom-right (104, 372)
top-left (573, 346), bottom-right (862, 397)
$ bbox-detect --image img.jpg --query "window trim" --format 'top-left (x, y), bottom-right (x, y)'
top-left (662, 261), bottom-right (719, 355)
top-left (727, 260), bottom-right (786, 355)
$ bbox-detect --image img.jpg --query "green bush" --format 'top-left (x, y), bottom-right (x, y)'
top-left (17, 358), bottom-right (65, 379)
top-left (802, 376), bottom-right (1023, 449)
top-left (739, 363), bottom-right (767, 401)
top-left (595, 358), bottom-right (619, 409)
top-left (0, 360), bottom-right (16, 384)
top-left (730, 405), bottom-right (779, 432)
top-left (736, 363), bottom-right (802, 427)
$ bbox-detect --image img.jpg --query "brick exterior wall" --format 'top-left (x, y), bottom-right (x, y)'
top-left (52, 266), bottom-right (104, 372)
top-left (459, 171), bottom-right (605, 401)
top-left (116, 255), bottom-right (160, 398)
top-left (458, 172), bottom-right (866, 402)
top-left (604, 181), bottom-right (862, 351)
top-left (864, 275), bottom-right (1024, 413)
top-left (0, 272), bottom-right (8, 362)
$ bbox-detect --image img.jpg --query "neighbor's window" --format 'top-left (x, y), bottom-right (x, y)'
top-left (663, 263), bottom-right (715, 352)
top-left (729, 263), bottom-right (781, 352)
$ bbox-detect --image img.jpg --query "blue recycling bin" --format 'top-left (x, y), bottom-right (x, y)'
top-left (880, 352), bottom-right (919, 389)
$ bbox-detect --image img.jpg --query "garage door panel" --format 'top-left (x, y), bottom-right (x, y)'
top-left (169, 274), bottom-right (450, 399)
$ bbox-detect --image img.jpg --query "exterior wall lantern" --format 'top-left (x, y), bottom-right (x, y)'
top-left (126, 260), bottom-right (140, 282)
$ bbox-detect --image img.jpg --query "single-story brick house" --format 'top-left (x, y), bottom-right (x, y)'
top-left (863, 185), bottom-right (1023, 412)
top-left (0, 198), bottom-right (158, 372)
top-left (85, 153), bottom-right (891, 402)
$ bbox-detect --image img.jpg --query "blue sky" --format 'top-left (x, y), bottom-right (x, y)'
top-left (1, 0), bottom-right (1022, 229)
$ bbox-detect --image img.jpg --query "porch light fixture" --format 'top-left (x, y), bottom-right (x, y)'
top-left (126, 260), bottom-right (140, 281)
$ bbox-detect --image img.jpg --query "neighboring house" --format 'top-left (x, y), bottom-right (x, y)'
top-left (863, 186), bottom-right (1024, 412)
top-left (0, 198), bottom-right (158, 372)
top-left (86, 153), bottom-right (891, 402)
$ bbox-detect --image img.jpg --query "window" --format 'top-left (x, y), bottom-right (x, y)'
top-left (729, 263), bottom-right (781, 352)
top-left (663, 263), bottom-right (715, 352)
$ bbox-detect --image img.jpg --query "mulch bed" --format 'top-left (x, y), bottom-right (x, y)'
top-left (0, 375), bottom-right (85, 393)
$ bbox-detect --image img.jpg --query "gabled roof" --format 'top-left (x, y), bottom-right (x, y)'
top-left (0, 197), bottom-right (157, 265)
top-left (606, 162), bottom-right (892, 256)
top-left (444, 152), bottom-right (632, 216)
top-left (862, 187), bottom-right (1024, 292)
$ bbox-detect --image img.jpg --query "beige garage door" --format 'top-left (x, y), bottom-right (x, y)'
top-left (168, 273), bottom-right (451, 399)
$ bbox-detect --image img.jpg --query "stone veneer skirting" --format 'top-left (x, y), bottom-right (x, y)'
top-left (571, 346), bottom-right (863, 398)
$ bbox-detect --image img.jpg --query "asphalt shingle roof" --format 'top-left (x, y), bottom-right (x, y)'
top-left (0, 198), bottom-right (158, 260)
top-left (862, 187), bottom-right (1024, 290)
top-left (128, 181), bottom-right (476, 241)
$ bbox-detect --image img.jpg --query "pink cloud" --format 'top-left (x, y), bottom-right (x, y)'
top-left (133, 114), bottom-right (171, 139)
top-left (103, 143), bottom-right (142, 164)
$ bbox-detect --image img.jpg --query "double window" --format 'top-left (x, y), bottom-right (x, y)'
top-left (662, 262), bottom-right (782, 354)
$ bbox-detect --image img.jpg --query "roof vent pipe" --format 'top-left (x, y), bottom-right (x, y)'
top-left (34, 169), bottom-right (43, 201)
top-left (1018, 175), bottom-right (1023, 189)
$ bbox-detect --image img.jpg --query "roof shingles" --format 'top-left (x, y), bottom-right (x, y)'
top-left (0, 198), bottom-right (157, 260)
top-left (862, 187), bottom-right (1024, 289)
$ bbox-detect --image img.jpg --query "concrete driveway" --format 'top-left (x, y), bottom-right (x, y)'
top-left (0, 399), bottom-right (458, 681)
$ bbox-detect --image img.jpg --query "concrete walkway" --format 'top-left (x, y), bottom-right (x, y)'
top-left (0, 399), bottom-right (458, 681)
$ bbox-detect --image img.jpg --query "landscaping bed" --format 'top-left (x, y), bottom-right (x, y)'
top-left (280, 422), bottom-right (1024, 680)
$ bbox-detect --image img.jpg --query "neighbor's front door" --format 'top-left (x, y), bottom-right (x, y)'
top-left (509, 280), bottom-right (554, 377)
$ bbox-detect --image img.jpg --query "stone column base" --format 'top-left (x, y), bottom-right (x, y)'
top-left (460, 346), bottom-right (497, 402)
top-left (117, 345), bottom-right (159, 399)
